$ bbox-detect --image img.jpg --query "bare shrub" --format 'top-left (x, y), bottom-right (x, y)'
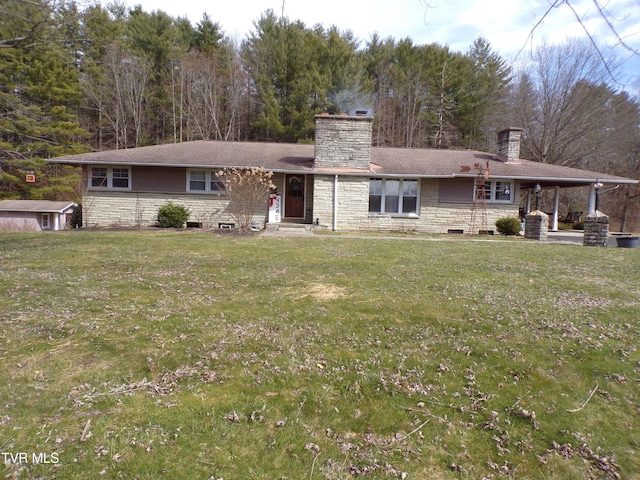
top-left (216, 167), bottom-right (275, 231)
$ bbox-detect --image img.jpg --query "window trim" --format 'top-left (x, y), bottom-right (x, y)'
top-left (89, 166), bottom-right (131, 191)
top-left (41, 213), bottom-right (50, 230)
top-left (475, 179), bottom-right (514, 203)
top-left (369, 178), bottom-right (420, 215)
top-left (186, 169), bottom-right (227, 194)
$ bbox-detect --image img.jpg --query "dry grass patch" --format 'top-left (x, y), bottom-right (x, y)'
top-left (307, 282), bottom-right (348, 301)
top-left (280, 282), bottom-right (348, 301)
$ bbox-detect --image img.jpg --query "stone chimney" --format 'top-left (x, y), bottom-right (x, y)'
top-left (497, 128), bottom-right (523, 161)
top-left (314, 114), bottom-right (373, 170)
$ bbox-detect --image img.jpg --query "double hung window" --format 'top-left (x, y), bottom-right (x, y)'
top-left (90, 166), bottom-right (130, 190)
top-left (369, 178), bottom-right (419, 214)
top-left (187, 170), bottom-right (226, 193)
top-left (475, 180), bottom-right (513, 203)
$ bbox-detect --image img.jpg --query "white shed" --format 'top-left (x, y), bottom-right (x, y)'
top-left (0, 200), bottom-right (77, 231)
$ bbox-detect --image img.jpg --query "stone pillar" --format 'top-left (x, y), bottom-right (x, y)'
top-left (583, 211), bottom-right (609, 247)
top-left (524, 211), bottom-right (549, 241)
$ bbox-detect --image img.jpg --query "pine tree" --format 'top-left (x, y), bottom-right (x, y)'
top-left (0, 0), bottom-right (89, 200)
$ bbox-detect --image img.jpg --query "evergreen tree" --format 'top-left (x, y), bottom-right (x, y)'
top-left (0, 0), bottom-right (88, 200)
top-left (460, 37), bottom-right (511, 149)
top-left (125, 7), bottom-right (192, 144)
top-left (243, 11), bottom-right (360, 142)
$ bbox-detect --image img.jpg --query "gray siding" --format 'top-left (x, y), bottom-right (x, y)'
top-left (133, 166), bottom-right (186, 193)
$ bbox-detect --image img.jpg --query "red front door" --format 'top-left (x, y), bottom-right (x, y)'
top-left (285, 174), bottom-right (305, 218)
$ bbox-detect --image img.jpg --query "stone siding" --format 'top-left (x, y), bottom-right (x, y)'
top-left (84, 191), bottom-right (268, 229)
top-left (312, 175), bottom-right (370, 229)
top-left (87, 176), bottom-right (520, 234)
top-left (314, 115), bottom-right (372, 170)
top-left (312, 177), bottom-right (520, 233)
top-left (497, 128), bottom-right (522, 161)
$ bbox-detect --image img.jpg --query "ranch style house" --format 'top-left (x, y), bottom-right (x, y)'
top-left (50, 114), bottom-right (637, 233)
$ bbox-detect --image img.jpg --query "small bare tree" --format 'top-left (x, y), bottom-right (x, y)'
top-left (216, 167), bottom-right (275, 230)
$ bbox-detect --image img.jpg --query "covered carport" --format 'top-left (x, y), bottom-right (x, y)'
top-left (518, 175), bottom-right (638, 232)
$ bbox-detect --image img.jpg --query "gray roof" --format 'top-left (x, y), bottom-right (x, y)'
top-left (49, 140), bottom-right (637, 187)
top-left (0, 200), bottom-right (77, 213)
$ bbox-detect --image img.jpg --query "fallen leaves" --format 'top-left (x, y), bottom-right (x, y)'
top-left (70, 363), bottom-right (219, 404)
top-left (540, 439), bottom-right (621, 479)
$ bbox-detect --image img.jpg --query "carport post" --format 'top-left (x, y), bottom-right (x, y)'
top-left (333, 174), bottom-right (338, 231)
top-left (551, 186), bottom-right (559, 231)
top-left (588, 184), bottom-right (596, 213)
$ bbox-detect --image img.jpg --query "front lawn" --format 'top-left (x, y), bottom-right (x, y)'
top-left (0, 231), bottom-right (638, 479)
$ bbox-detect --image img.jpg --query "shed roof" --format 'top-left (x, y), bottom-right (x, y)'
top-left (49, 140), bottom-right (637, 187)
top-left (0, 200), bottom-right (77, 213)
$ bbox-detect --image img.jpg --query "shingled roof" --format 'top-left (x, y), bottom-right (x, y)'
top-left (0, 200), bottom-right (76, 213)
top-left (50, 140), bottom-right (637, 188)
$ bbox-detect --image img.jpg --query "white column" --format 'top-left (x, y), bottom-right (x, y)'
top-left (525, 190), bottom-right (531, 213)
top-left (333, 174), bottom-right (338, 231)
top-left (551, 186), bottom-right (559, 231)
top-left (588, 184), bottom-right (596, 214)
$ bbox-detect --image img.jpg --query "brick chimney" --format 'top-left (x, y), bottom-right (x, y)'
top-left (314, 114), bottom-right (373, 170)
top-left (497, 128), bottom-right (523, 162)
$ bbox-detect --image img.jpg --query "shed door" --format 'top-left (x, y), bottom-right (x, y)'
top-left (285, 174), bottom-right (305, 218)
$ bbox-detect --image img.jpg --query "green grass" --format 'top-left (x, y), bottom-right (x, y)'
top-left (0, 230), bottom-right (638, 479)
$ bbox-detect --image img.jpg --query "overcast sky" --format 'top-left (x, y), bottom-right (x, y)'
top-left (122, 0), bottom-right (639, 92)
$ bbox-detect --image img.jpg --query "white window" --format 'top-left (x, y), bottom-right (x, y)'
top-left (187, 170), bottom-right (226, 194)
top-left (189, 170), bottom-right (206, 191)
top-left (111, 168), bottom-right (130, 188)
top-left (475, 180), bottom-right (513, 203)
top-left (90, 166), bottom-right (130, 190)
top-left (90, 167), bottom-right (108, 187)
top-left (369, 178), bottom-right (419, 214)
top-left (41, 213), bottom-right (50, 230)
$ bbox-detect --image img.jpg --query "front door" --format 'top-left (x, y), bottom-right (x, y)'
top-left (285, 174), bottom-right (305, 218)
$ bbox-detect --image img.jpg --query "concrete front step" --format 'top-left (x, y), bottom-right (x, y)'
top-left (265, 222), bottom-right (313, 232)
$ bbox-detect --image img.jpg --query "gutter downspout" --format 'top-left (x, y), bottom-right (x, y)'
top-left (333, 174), bottom-right (338, 231)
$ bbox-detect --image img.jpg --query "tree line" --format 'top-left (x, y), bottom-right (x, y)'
top-left (0, 0), bottom-right (638, 228)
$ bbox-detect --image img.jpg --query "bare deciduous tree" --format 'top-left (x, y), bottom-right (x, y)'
top-left (83, 45), bottom-right (151, 149)
top-left (506, 39), bottom-right (640, 231)
top-left (514, 0), bottom-right (639, 89)
top-left (180, 45), bottom-right (246, 141)
top-left (508, 39), bottom-right (611, 167)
